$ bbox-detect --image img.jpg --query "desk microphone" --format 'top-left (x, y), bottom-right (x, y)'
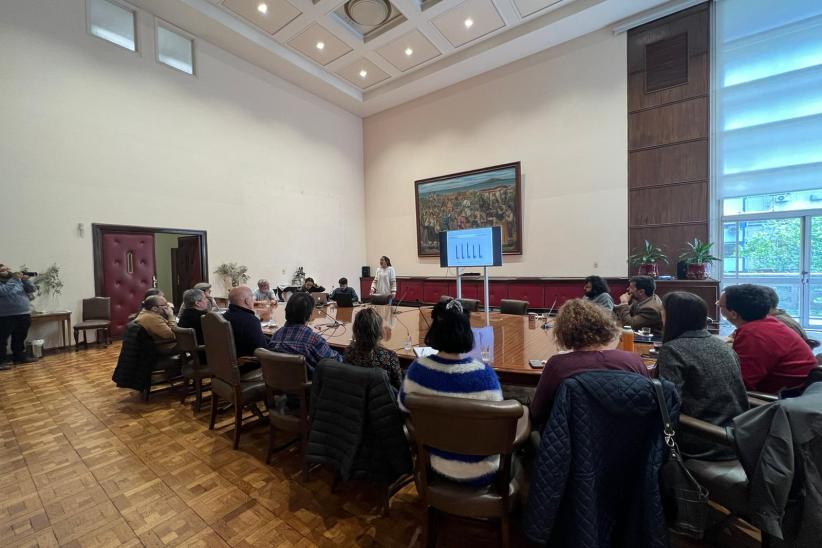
top-left (416, 300), bottom-right (433, 331)
top-left (315, 305), bottom-right (341, 327)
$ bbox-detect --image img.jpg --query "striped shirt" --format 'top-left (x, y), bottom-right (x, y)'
top-left (400, 354), bottom-right (503, 485)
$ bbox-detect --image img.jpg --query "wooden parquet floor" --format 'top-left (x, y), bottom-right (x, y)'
top-left (0, 345), bottom-right (761, 548)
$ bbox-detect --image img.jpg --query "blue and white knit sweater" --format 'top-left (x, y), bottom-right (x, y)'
top-left (399, 354), bottom-right (503, 485)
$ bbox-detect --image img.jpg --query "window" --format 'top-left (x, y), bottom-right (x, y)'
top-left (716, 0), bottom-right (822, 330)
top-left (87, 0), bottom-right (137, 52)
top-left (156, 22), bottom-right (195, 75)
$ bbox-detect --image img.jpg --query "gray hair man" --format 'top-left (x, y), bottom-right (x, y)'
top-left (177, 288), bottom-right (209, 344)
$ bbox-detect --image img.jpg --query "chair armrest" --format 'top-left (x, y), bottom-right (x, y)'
top-left (748, 391), bottom-right (778, 403)
top-left (196, 345), bottom-right (206, 351)
top-left (678, 414), bottom-right (735, 448)
top-left (513, 407), bottom-right (531, 448)
top-left (238, 356), bottom-right (259, 365)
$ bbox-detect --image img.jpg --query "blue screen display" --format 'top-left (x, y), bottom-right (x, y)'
top-left (439, 227), bottom-right (502, 267)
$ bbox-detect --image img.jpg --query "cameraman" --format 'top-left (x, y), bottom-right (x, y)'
top-left (0, 264), bottom-right (37, 368)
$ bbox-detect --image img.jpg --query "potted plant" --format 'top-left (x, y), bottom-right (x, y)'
top-left (31, 263), bottom-right (63, 312)
top-left (628, 240), bottom-right (669, 278)
top-left (679, 239), bottom-right (720, 280)
top-left (213, 262), bottom-right (250, 294)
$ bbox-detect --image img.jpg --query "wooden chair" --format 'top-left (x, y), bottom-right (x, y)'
top-left (254, 349), bottom-right (311, 480)
top-left (499, 299), bottom-right (528, 315)
top-left (73, 297), bottom-right (111, 349)
top-left (171, 326), bottom-right (212, 412)
top-left (201, 312), bottom-right (266, 449)
top-left (404, 393), bottom-right (528, 548)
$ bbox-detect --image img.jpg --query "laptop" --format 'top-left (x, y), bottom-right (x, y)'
top-left (334, 293), bottom-right (355, 308)
top-left (311, 292), bottom-right (328, 307)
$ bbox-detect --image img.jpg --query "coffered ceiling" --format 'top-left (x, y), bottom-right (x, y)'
top-left (130, 0), bottom-right (676, 116)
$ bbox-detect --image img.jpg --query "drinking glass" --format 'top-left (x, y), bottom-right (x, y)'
top-left (403, 335), bottom-right (412, 351)
top-left (480, 344), bottom-right (491, 363)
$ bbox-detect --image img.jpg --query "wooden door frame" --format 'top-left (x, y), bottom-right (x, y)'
top-left (92, 223), bottom-right (208, 296)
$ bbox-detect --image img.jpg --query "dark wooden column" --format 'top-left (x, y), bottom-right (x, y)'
top-left (627, 4), bottom-right (710, 276)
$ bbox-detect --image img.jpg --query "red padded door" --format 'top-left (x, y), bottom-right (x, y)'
top-left (176, 236), bottom-right (202, 294)
top-left (101, 232), bottom-right (155, 337)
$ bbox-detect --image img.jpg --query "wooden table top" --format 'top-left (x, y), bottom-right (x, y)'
top-left (258, 303), bottom-right (654, 385)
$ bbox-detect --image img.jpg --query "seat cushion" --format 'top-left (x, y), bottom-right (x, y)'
top-left (423, 455), bottom-right (523, 518)
top-left (238, 380), bottom-right (266, 404)
top-left (75, 320), bottom-right (111, 329)
top-left (684, 458), bottom-right (749, 513)
top-left (153, 355), bottom-right (181, 372)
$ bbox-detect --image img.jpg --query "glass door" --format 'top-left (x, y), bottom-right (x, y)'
top-left (806, 216), bottom-right (822, 327)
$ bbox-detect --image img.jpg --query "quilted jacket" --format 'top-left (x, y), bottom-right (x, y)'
top-left (112, 322), bottom-right (157, 392)
top-left (524, 371), bottom-right (680, 548)
top-left (306, 359), bottom-right (412, 483)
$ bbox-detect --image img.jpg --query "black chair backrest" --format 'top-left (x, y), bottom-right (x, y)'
top-left (83, 297), bottom-right (111, 321)
top-left (499, 299), bottom-right (528, 315)
top-left (255, 348), bottom-right (307, 393)
top-left (171, 325), bottom-right (202, 372)
top-left (457, 298), bottom-right (480, 312)
top-left (370, 294), bottom-right (391, 305)
top-left (201, 312), bottom-right (240, 386)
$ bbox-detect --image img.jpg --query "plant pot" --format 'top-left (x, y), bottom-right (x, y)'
top-left (637, 263), bottom-right (659, 278)
top-left (687, 263), bottom-right (708, 280)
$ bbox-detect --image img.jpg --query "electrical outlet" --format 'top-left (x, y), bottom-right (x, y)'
top-left (593, 262), bottom-right (598, 268)
top-left (281, 269), bottom-right (286, 275)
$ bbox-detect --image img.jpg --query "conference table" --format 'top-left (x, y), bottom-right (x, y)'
top-left (258, 303), bottom-right (654, 386)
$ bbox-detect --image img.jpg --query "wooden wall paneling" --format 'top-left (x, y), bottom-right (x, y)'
top-left (628, 97), bottom-right (708, 150)
top-left (627, 3), bottom-right (710, 277)
top-left (507, 282), bottom-right (546, 309)
top-left (629, 182), bottom-right (708, 226)
top-left (629, 141), bottom-right (708, 189)
top-left (423, 281), bottom-right (448, 303)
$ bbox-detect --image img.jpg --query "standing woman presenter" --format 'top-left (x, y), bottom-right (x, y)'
top-left (370, 256), bottom-right (397, 304)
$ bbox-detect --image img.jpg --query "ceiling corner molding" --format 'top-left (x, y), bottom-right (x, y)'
top-left (610, 0), bottom-right (708, 34)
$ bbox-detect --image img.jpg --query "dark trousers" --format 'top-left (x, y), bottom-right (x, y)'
top-left (0, 314), bottom-right (32, 362)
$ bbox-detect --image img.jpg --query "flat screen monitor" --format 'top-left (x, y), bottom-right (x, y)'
top-left (439, 227), bottom-right (503, 268)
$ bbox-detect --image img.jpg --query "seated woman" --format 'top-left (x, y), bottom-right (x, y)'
top-left (530, 298), bottom-right (649, 429)
top-left (583, 275), bottom-right (614, 311)
top-left (400, 299), bottom-right (502, 485)
top-left (658, 291), bottom-right (748, 460)
top-left (343, 307), bottom-right (402, 390)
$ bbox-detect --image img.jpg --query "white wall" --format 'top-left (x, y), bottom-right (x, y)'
top-left (0, 0), bottom-right (365, 346)
top-left (363, 29), bottom-right (628, 278)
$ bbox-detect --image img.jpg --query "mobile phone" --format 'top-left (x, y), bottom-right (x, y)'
top-left (529, 359), bottom-right (545, 369)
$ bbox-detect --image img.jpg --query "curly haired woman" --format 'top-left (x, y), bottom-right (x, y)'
top-left (530, 298), bottom-right (650, 429)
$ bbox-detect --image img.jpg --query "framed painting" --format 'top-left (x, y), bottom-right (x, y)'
top-left (414, 162), bottom-right (522, 256)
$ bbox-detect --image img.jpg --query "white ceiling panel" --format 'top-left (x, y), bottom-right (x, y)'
top-left (336, 57), bottom-right (392, 88)
top-left (221, 0), bottom-right (301, 35)
top-left (512, 0), bottom-right (563, 18)
top-left (376, 29), bottom-right (441, 71)
top-left (431, 0), bottom-right (506, 48)
top-left (288, 23), bottom-right (353, 66)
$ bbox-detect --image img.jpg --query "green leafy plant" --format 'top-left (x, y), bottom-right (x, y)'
top-left (628, 240), bottom-right (669, 266)
top-left (679, 238), bottom-right (720, 264)
top-left (213, 262), bottom-right (250, 288)
top-left (33, 264), bottom-right (64, 298)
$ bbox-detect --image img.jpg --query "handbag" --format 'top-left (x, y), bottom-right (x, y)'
top-left (651, 379), bottom-right (710, 539)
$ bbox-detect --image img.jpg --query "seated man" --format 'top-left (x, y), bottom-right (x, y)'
top-left (134, 295), bottom-right (178, 353)
top-left (720, 284), bottom-right (816, 393)
top-left (254, 279), bottom-right (277, 303)
top-left (613, 275), bottom-right (663, 337)
top-left (194, 282), bottom-right (218, 311)
top-left (762, 286), bottom-right (814, 347)
top-left (177, 288), bottom-right (208, 344)
top-left (300, 277), bottom-right (325, 293)
top-left (329, 277), bottom-right (358, 302)
top-left (267, 292), bottom-right (341, 376)
top-left (222, 286), bottom-right (267, 358)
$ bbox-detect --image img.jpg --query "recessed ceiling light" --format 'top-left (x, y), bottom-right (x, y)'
top-left (257, 3), bottom-right (268, 14)
top-left (316, 41), bottom-right (325, 50)
top-left (404, 47), bottom-right (413, 56)
top-left (359, 69), bottom-right (368, 78)
top-left (464, 18), bottom-right (474, 29)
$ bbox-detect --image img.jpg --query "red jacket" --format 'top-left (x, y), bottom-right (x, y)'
top-left (733, 316), bottom-right (816, 393)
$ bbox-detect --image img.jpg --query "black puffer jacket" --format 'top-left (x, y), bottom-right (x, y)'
top-left (112, 322), bottom-right (156, 391)
top-left (306, 359), bottom-right (412, 483)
